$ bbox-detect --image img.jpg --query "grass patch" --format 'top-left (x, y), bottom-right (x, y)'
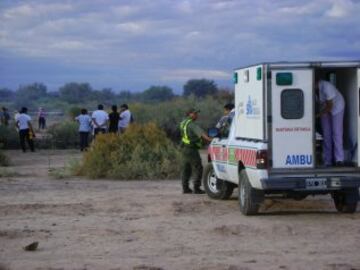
top-left (0, 168), bottom-right (20, 178)
top-left (0, 150), bottom-right (10, 166)
top-left (48, 158), bottom-right (80, 179)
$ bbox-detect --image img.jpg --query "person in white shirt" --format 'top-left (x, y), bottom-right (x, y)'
top-left (91, 104), bottom-right (109, 138)
top-left (118, 104), bottom-right (132, 133)
top-left (75, 108), bottom-right (92, 151)
top-left (15, 107), bottom-right (35, 152)
top-left (316, 79), bottom-right (345, 166)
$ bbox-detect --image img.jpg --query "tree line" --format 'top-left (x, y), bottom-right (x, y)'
top-left (0, 79), bottom-right (230, 110)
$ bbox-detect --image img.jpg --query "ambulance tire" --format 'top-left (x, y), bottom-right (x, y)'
top-left (203, 163), bottom-right (234, 200)
top-left (332, 189), bottom-right (358, 213)
top-left (238, 170), bottom-right (262, 215)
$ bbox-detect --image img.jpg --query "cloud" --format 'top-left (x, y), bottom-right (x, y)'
top-left (0, 0), bottom-right (359, 92)
top-left (325, 0), bottom-right (353, 18)
top-left (161, 69), bottom-right (230, 82)
top-left (176, 1), bottom-right (193, 14)
top-left (3, 3), bottom-right (73, 19)
top-left (115, 21), bottom-right (147, 34)
top-left (112, 5), bottom-right (140, 17)
top-left (49, 40), bottom-right (90, 50)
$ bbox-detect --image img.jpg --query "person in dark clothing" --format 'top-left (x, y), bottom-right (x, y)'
top-left (108, 105), bottom-right (120, 133)
top-left (38, 107), bottom-right (46, 130)
top-left (16, 107), bottom-right (35, 152)
top-left (1, 107), bottom-right (10, 126)
top-left (180, 108), bottom-right (213, 194)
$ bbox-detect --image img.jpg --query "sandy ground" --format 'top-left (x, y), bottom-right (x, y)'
top-left (0, 150), bottom-right (360, 270)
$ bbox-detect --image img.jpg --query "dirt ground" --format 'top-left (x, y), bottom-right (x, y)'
top-left (0, 150), bottom-right (360, 270)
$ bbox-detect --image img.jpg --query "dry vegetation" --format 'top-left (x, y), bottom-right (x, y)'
top-left (77, 123), bottom-right (182, 179)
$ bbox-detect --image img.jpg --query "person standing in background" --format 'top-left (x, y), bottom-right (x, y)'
top-left (38, 107), bottom-right (46, 130)
top-left (91, 104), bottom-right (109, 138)
top-left (14, 110), bottom-right (20, 131)
top-left (75, 108), bottom-right (92, 151)
top-left (316, 79), bottom-right (345, 166)
top-left (108, 105), bottom-right (120, 133)
top-left (118, 104), bottom-right (132, 134)
top-left (16, 107), bottom-right (35, 152)
top-left (1, 107), bottom-right (10, 126)
top-left (216, 103), bottom-right (235, 136)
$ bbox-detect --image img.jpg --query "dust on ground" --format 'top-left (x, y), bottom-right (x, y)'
top-left (0, 150), bottom-right (360, 270)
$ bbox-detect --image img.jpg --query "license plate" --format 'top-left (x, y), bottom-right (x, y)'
top-left (305, 178), bottom-right (327, 189)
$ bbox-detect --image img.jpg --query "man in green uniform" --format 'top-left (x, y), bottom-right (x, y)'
top-left (180, 108), bottom-right (213, 194)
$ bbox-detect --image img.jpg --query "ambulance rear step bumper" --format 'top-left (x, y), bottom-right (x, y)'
top-left (261, 176), bottom-right (360, 191)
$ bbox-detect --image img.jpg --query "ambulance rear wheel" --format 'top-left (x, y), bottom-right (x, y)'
top-left (332, 189), bottom-right (358, 213)
top-left (203, 163), bottom-right (234, 200)
top-left (238, 170), bottom-right (263, 215)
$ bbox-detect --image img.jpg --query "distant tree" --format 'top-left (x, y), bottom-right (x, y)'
top-left (0, 88), bottom-right (15, 102)
top-left (15, 83), bottom-right (48, 108)
top-left (100, 88), bottom-right (116, 100)
top-left (47, 91), bottom-right (60, 98)
top-left (141, 86), bottom-right (174, 102)
top-left (216, 87), bottom-right (234, 101)
top-left (59, 82), bottom-right (92, 103)
top-left (16, 83), bottom-right (47, 100)
top-left (117, 90), bottom-right (134, 101)
top-left (183, 79), bottom-right (218, 98)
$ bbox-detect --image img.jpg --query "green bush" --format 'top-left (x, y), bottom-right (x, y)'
top-left (68, 106), bottom-right (82, 119)
top-left (47, 121), bottom-right (79, 149)
top-left (0, 125), bottom-right (19, 149)
top-left (0, 150), bottom-right (10, 166)
top-left (77, 123), bottom-right (182, 179)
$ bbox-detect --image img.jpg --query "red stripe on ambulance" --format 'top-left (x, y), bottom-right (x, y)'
top-left (209, 146), bottom-right (256, 167)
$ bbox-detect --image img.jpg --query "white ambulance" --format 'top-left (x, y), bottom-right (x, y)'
top-left (204, 61), bottom-right (360, 215)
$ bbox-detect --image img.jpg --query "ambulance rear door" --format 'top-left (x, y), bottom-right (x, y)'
top-left (271, 68), bottom-right (314, 169)
top-left (357, 67), bottom-right (360, 166)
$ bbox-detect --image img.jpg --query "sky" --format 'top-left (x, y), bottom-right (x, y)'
top-left (0, 0), bottom-right (359, 94)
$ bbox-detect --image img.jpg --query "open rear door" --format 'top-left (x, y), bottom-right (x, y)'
top-left (357, 68), bottom-right (360, 166)
top-left (271, 69), bottom-right (314, 168)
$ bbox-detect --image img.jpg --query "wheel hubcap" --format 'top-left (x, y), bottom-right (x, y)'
top-left (207, 171), bottom-right (219, 193)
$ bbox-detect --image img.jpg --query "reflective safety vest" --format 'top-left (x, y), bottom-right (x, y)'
top-left (180, 118), bottom-right (202, 148)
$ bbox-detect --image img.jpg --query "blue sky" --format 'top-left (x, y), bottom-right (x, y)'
top-left (0, 0), bottom-right (359, 93)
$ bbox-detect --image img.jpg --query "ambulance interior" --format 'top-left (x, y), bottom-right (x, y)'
top-left (314, 67), bottom-right (359, 167)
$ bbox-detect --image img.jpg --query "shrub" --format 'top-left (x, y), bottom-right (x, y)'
top-left (47, 121), bottom-right (79, 149)
top-left (49, 158), bottom-right (80, 179)
top-left (77, 123), bottom-right (182, 179)
top-left (0, 150), bottom-right (10, 166)
top-left (0, 125), bottom-right (19, 149)
top-left (68, 106), bottom-right (82, 119)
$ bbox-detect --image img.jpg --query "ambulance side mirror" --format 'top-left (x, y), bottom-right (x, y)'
top-left (208, 127), bottom-right (220, 138)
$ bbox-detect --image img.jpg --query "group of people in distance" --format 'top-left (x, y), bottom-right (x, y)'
top-left (75, 104), bottom-right (132, 151)
top-left (0, 106), bottom-right (47, 153)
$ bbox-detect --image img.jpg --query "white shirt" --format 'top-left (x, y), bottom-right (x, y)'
top-left (76, 114), bottom-right (92, 132)
top-left (118, 109), bottom-right (131, 128)
top-left (91, 110), bottom-right (109, 128)
top-left (318, 80), bottom-right (345, 115)
top-left (16, 113), bottom-right (31, 130)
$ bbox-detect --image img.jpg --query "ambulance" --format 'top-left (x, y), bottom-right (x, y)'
top-left (205, 61), bottom-right (360, 215)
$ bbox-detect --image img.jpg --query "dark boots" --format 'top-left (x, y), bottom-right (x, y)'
top-left (183, 186), bottom-right (205, 194)
top-left (193, 187), bottom-right (205, 194)
top-left (183, 187), bottom-right (193, 194)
